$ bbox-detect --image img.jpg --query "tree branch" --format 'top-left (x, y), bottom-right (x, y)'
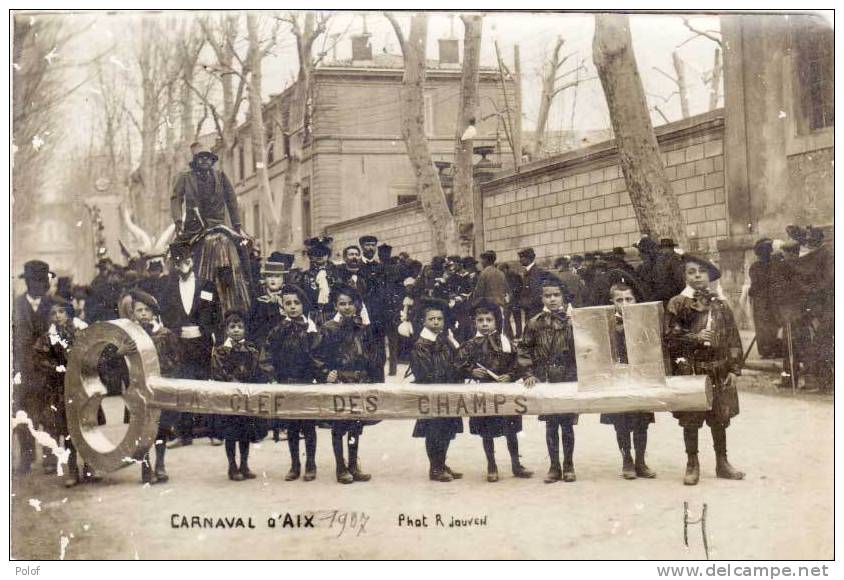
top-left (384, 12), bottom-right (407, 56)
top-left (550, 76), bottom-right (596, 98)
top-left (679, 17), bottom-right (723, 47)
top-left (653, 66), bottom-right (680, 86)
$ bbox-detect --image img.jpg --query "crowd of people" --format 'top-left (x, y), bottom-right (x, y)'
top-left (746, 225), bottom-right (834, 392)
top-left (11, 146), bottom-right (832, 493)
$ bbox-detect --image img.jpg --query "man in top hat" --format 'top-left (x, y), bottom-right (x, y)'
top-left (159, 240), bottom-right (221, 447)
top-left (13, 260), bottom-right (55, 475)
top-left (649, 238), bottom-right (685, 303)
top-left (171, 146), bottom-right (242, 243)
top-left (518, 247), bottom-right (561, 321)
top-left (300, 237), bottom-right (340, 326)
top-left (250, 251), bottom-right (296, 347)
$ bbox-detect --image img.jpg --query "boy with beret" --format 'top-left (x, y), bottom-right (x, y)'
top-left (667, 254), bottom-right (744, 486)
top-left (457, 298), bottom-right (532, 482)
top-left (259, 284), bottom-right (323, 481)
top-left (317, 285), bottom-right (380, 483)
top-left (520, 278), bottom-right (579, 483)
top-left (599, 283), bottom-right (657, 480)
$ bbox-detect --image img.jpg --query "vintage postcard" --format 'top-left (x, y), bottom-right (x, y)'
top-left (9, 8), bottom-right (834, 564)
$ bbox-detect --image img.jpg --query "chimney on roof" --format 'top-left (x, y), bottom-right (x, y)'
top-left (438, 38), bottom-right (460, 65)
top-left (351, 33), bottom-right (373, 62)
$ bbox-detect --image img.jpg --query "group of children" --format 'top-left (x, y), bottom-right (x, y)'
top-left (44, 250), bottom-right (744, 488)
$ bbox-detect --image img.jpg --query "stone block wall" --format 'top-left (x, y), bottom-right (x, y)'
top-left (480, 110), bottom-right (727, 262)
top-left (323, 201), bottom-right (434, 263)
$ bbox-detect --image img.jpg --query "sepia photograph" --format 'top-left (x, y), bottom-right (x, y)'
top-left (8, 6), bottom-right (835, 564)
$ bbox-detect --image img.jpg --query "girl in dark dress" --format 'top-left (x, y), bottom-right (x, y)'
top-left (33, 297), bottom-right (90, 487)
top-left (118, 290), bottom-right (183, 484)
top-left (667, 255), bottom-right (744, 486)
top-left (211, 310), bottom-right (267, 481)
top-left (410, 298), bottom-right (464, 482)
top-left (259, 284), bottom-right (324, 482)
top-left (317, 286), bottom-right (380, 484)
top-left (457, 299), bottom-right (532, 482)
top-left (598, 283), bottom-right (656, 480)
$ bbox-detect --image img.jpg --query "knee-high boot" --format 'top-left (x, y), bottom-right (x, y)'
top-left (333, 431), bottom-right (352, 484)
top-left (348, 433), bottom-right (371, 482)
top-left (286, 427), bottom-right (301, 481)
top-left (683, 427), bottom-right (700, 486)
top-left (616, 427), bottom-right (635, 479)
top-left (633, 427), bottom-right (656, 478)
top-left (711, 425), bottom-right (744, 480)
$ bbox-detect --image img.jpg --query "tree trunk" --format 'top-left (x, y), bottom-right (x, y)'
top-left (535, 38), bottom-right (564, 155)
top-left (512, 44), bottom-right (523, 164)
top-left (709, 47), bottom-right (722, 110)
top-left (593, 13), bottom-right (688, 246)
top-left (246, 13), bottom-right (281, 240)
top-left (672, 51), bottom-right (690, 118)
top-left (451, 14), bottom-right (482, 255)
top-left (277, 12), bottom-right (320, 249)
top-left (390, 13), bottom-right (460, 256)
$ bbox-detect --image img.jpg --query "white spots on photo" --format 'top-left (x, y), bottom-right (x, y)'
top-left (59, 534), bottom-right (70, 560)
top-left (28, 499), bottom-right (42, 512)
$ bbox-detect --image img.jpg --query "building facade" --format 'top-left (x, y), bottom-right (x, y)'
top-left (232, 43), bottom-right (514, 259)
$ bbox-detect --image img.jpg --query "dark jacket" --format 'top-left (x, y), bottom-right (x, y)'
top-left (519, 264), bottom-right (560, 318)
top-left (158, 273), bottom-right (219, 341)
top-left (259, 316), bottom-right (324, 383)
top-left (472, 265), bottom-right (509, 307)
top-left (13, 293), bottom-right (53, 382)
top-left (249, 293), bottom-right (285, 348)
top-left (518, 309), bottom-right (578, 383)
top-left (171, 167), bottom-right (241, 233)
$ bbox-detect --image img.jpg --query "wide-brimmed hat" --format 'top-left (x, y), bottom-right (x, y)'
top-left (681, 253), bottom-right (721, 282)
top-left (263, 251), bottom-right (295, 274)
top-left (359, 235), bottom-right (378, 245)
top-left (19, 260), bottom-right (55, 281)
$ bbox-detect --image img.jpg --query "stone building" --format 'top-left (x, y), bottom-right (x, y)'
top-left (322, 14), bottom-right (834, 309)
top-left (231, 35), bottom-right (514, 258)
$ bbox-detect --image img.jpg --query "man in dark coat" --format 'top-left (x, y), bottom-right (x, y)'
top-left (554, 256), bottom-right (584, 308)
top-left (171, 148), bottom-right (242, 242)
top-left (376, 243), bottom-right (403, 376)
top-left (517, 247), bottom-right (560, 320)
top-left (159, 241), bottom-right (220, 446)
top-left (633, 236), bottom-right (659, 299)
top-left (12, 260), bottom-right (55, 475)
top-left (748, 238), bottom-right (781, 358)
top-left (649, 238), bottom-right (686, 303)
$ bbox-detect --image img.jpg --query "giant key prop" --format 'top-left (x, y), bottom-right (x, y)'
top-left (65, 302), bottom-right (710, 472)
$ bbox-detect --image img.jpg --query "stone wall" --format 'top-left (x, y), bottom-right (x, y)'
top-left (323, 201), bottom-right (435, 263)
top-left (479, 110), bottom-right (727, 263)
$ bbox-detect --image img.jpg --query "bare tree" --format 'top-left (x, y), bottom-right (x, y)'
top-left (197, 13), bottom-right (249, 175)
top-left (535, 37), bottom-right (591, 155)
top-left (653, 51), bottom-right (690, 119)
top-left (679, 17), bottom-right (723, 111)
top-left (387, 12), bottom-right (460, 255)
top-left (493, 40), bottom-right (519, 168)
top-left (593, 13), bottom-right (688, 247)
top-left (451, 14), bottom-right (483, 254)
top-left (12, 15), bottom-right (76, 225)
top-left (274, 11), bottom-right (330, 248)
top-left (125, 17), bottom-right (180, 233)
top-left (175, 18), bottom-right (206, 150)
top-left (245, 13), bottom-right (282, 241)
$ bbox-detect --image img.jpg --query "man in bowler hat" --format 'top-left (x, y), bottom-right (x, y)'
top-left (13, 260), bottom-right (55, 475)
